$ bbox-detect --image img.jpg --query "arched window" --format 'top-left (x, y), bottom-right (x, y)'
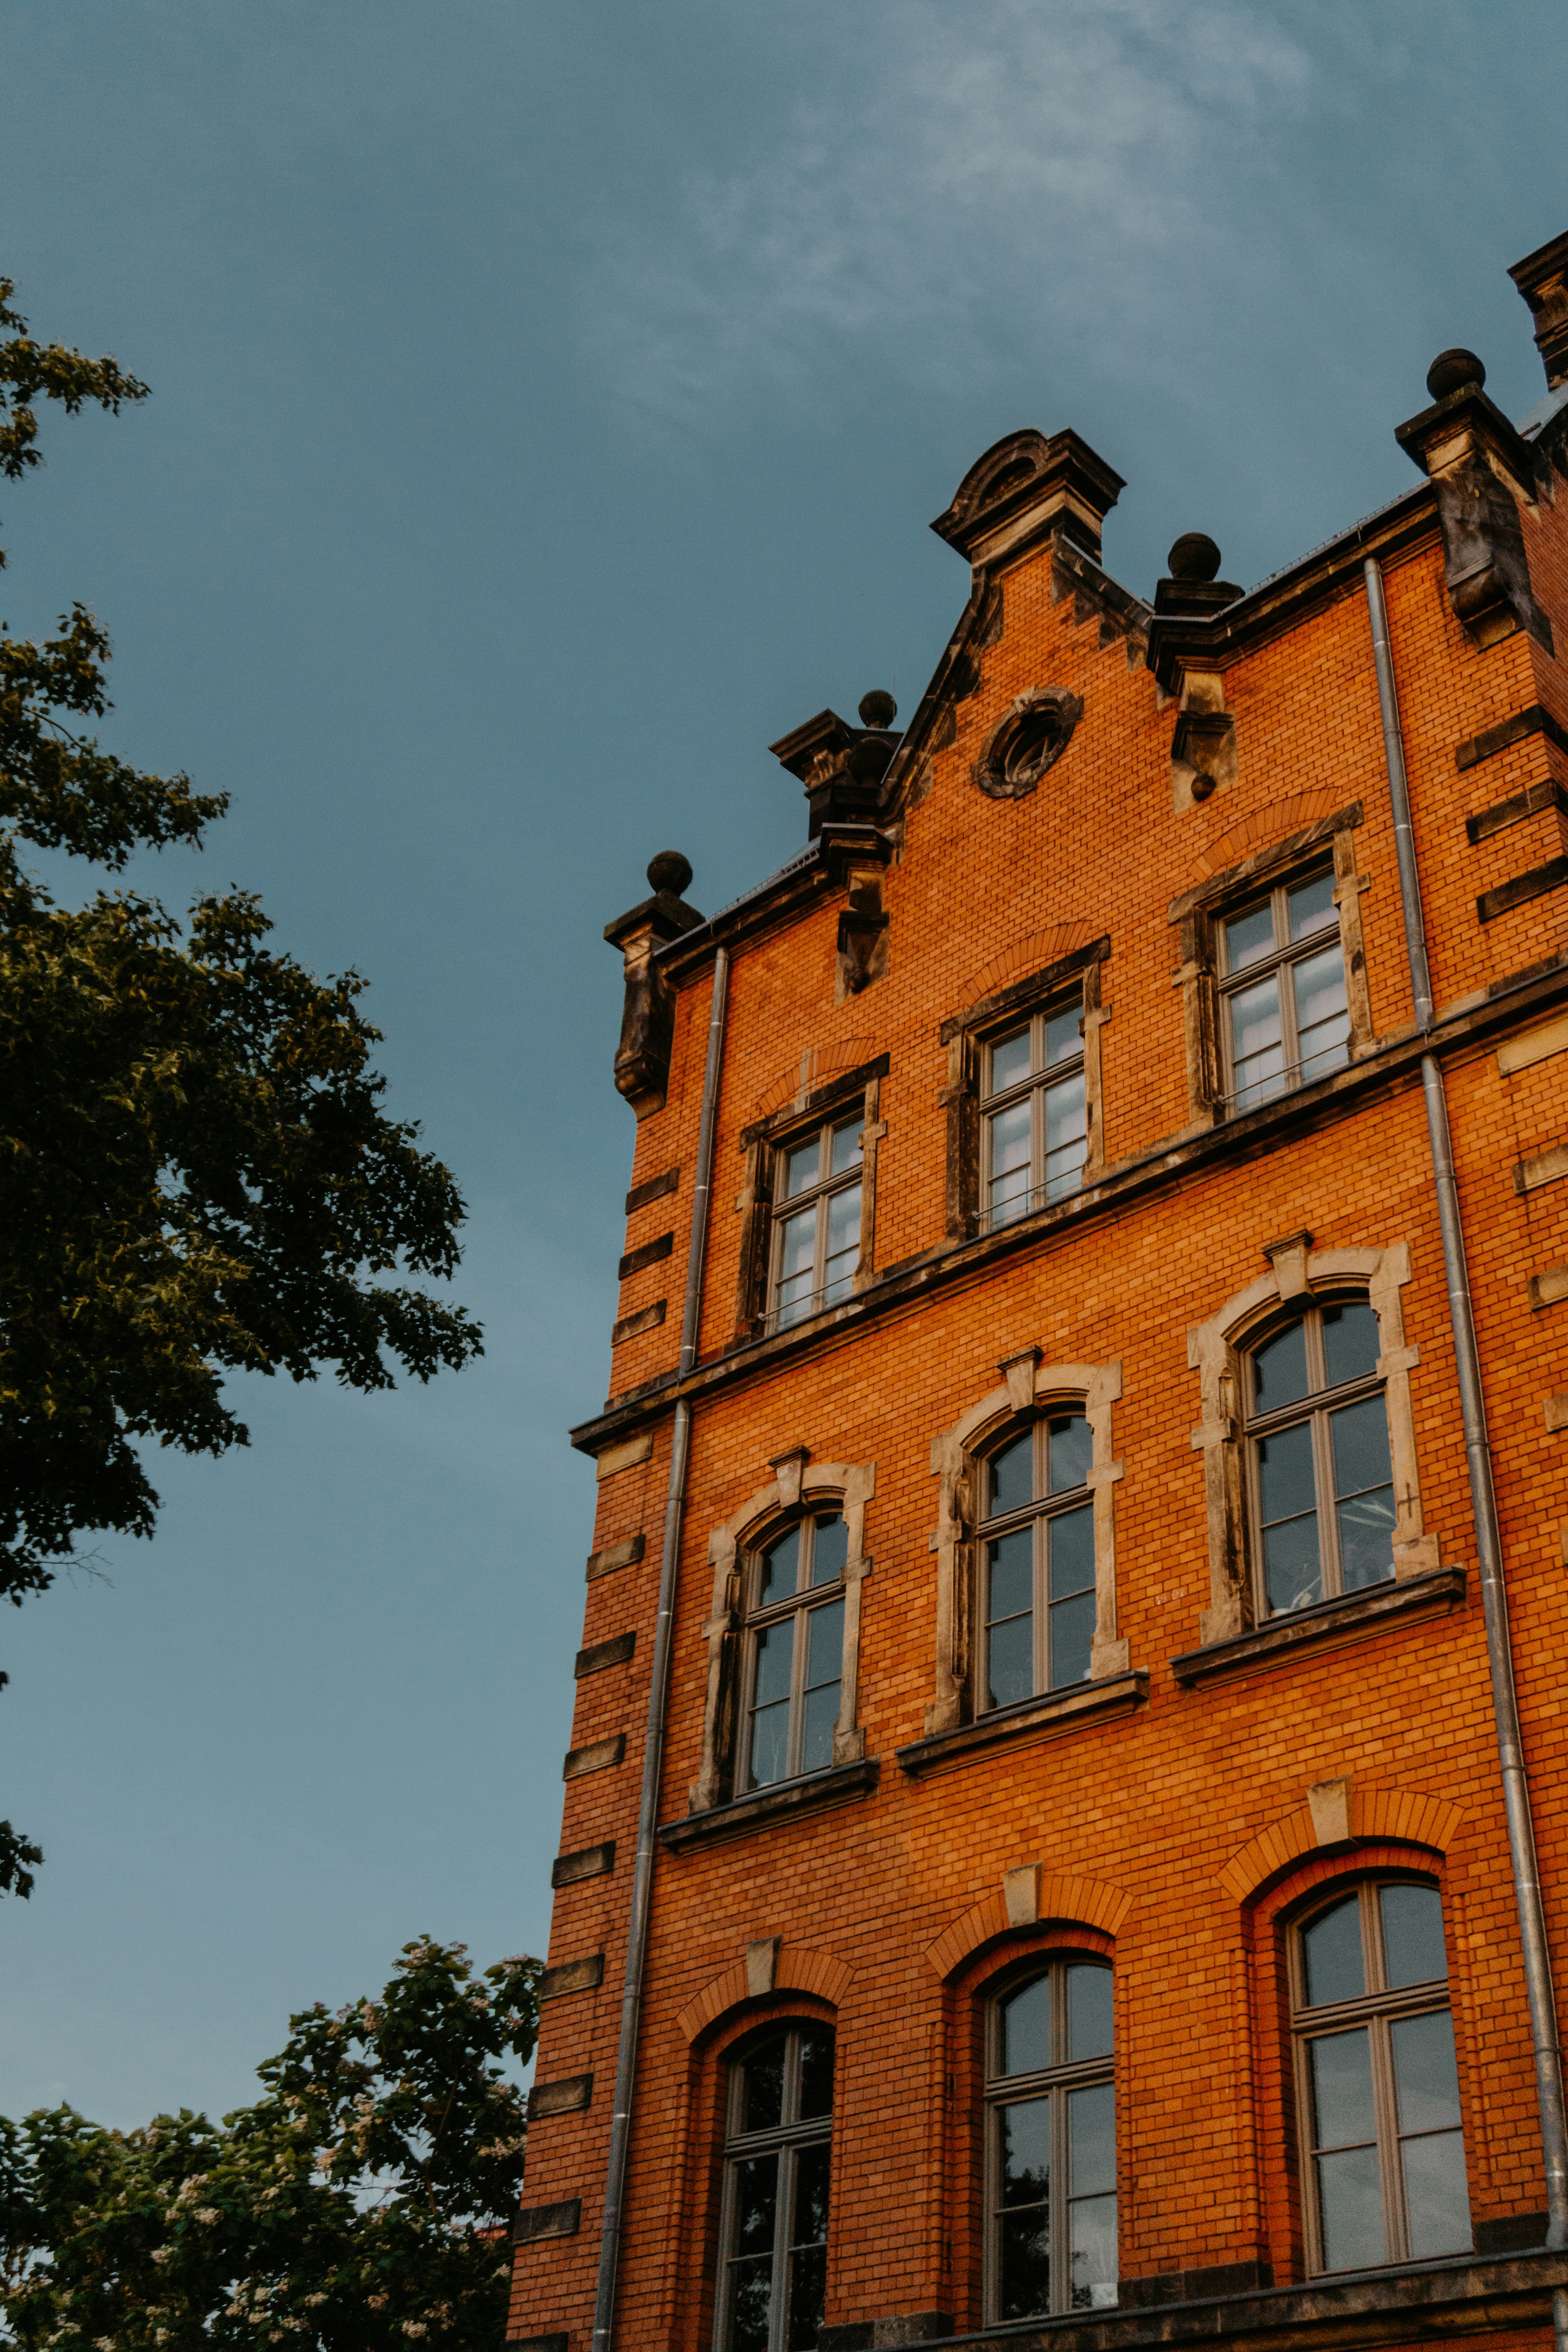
top-left (739, 1513), bottom-right (848, 1790)
top-left (985, 1958), bottom-right (1116, 2321)
top-left (716, 2022), bottom-right (834, 2352)
top-left (1292, 1879), bottom-right (1470, 2272)
top-left (979, 1416), bottom-right (1095, 1708)
top-left (1245, 1298), bottom-right (1395, 1616)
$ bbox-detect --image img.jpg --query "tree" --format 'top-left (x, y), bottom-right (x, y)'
top-left (0, 280), bottom-right (483, 1891)
top-left (0, 1935), bottom-right (541, 2349)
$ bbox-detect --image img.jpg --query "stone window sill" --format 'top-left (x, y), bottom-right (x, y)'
top-left (862, 2247), bottom-right (1565, 2352)
top-left (895, 1670), bottom-right (1148, 1779)
top-left (657, 1757), bottom-right (878, 1850)
top-left (1169, 1567), bottom-right (1467, 1688)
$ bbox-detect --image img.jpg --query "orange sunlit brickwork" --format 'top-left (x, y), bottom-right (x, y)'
top-left (512, 232), bottom-right (1568, 2352)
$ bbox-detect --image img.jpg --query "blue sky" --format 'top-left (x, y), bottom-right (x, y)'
top-left (0, 0), bottom-right (1563, 2126)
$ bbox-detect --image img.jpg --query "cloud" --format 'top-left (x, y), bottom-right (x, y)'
top-left (585, 0), bottom-right (1314, 429)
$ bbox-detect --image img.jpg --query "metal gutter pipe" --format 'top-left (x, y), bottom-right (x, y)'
top-left (592, 944), bottom-right (730, 2352)
top-left (1364, 560), bottom-right (1568, 2279)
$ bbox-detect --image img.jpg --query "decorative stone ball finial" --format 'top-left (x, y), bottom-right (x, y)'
top-left (646, 850), bottom-right (693, 898)
top-left (858, 690), bottom-right (898, 729)
top-left (1167, 533), bottom-right (1222, 583)
top-left (1426, 348), bottom-right (1486, 402)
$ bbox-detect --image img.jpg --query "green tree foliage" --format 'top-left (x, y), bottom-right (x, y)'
top-left (0, 1936), bottom-right (541, 2349)
top-left (0, 281), bottom-right (483, 1891)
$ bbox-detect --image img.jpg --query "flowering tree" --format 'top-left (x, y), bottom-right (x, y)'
top-left (0, 1937), bottom-right (540, 2349)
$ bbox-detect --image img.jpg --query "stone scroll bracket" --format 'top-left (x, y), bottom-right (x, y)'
top-left (603, 854), bottom-right (705, 1120)
top-left (1187, 1241), bottom-right (1432, 1648)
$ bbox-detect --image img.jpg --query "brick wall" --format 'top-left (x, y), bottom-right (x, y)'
top-left (511, 376), bottom-right (1568, 2349)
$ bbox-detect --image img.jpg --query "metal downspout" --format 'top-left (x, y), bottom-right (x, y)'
top-left (591, 946), bottom-right (729, 2352)
top-left (1364, 560), bottom-right (1568, 2298)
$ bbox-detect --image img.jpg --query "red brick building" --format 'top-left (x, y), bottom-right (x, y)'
top-left (510, 229), bottom-right (1568, 2352)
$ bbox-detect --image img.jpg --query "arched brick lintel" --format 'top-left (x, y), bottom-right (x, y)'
top-left (926, 1873), bottom-right (1133, 1981)
top-left (1220, 1788), bottom-right (1465, 1909)
top-left (676, 1946), bottom-right (853, 2045)
top-left (1190, 788), bottom-right (1347, 881)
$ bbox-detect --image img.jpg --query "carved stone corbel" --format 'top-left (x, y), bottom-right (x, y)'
top-left (1395, 352), bottom-right (1554, 652)
top-left (604, 852), bottom-right (704, 1120)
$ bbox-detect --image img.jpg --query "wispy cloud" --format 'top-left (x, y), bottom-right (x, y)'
top-left (587, 0), bottom-right (1314, 429)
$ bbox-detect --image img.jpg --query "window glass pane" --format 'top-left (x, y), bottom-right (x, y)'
top-left (1225, 898), bottom-right (1277, 971)
top-left (1288, 869), bottom-right (1338, 941)
top-left (1043, 1005), bottom-right (1082, 1067)
top-left (788, 2141), bottom-right (831, 2349)
top-left (798, 2027), bottom-right (835, 2119)
top-left (990, 1026), bottom-right (1033, 1095)
top-left (729, 2253), bottom-right (774, 2352)
top-left (1380, 1885), bottom-right (1447, 1989)
top-left (782, 1137), bottom-right (821, 1200)
top-left (793, 2141), bottom-right (832, 2245)
top-left (829, 1118), bottom-right (862, 1175)
top-left (822, 1181), bottom-right (861, 1306)
top-left (1067, 1964), bottom-right (1114, 2062)
top-left (742, 2040), bottom-right (787, 2134)
top-left (1049, 1592), bottom-right (1095, 1690)
top-left (749, 1621), bottom-right (794, 1788)
top-left (1316, 2143), bottom-right (1385, 2272)
top-left (1391, 2010), bottom-right (1462, 2137)
top-left (1043, 1071), bottom-right (1088, 1200)
top-left (1000, 2209), bottom-right (1052, 2322)
top-left (987, 1618), bottom-right (1034, 1711)
top-left (1001, 1976), bottom-right (1054, 2077)
top-left (788, 2245), bottom-right (827, 2352)
top-left (1321, 1299), bottom-right (1381, 1388)
top-left (730, 2153), bottom-right (779, 2350)
top-left (1257, 1421), bottom-right (1322, 1614)
top-left (800, 1601), bottom-right (844, 1771)
top-left (757, 1526), bottom-right (800, 1606)
top-left (1303, 1895), bottom-right (1366, 2007)
top-left (1047, 1414), bottom-right (1093, 1493)
top-left (988, 1100), bottom-right (1033, 1226)
top-left (1071, 2194), bottom-right (1118, 2310)
top-left (1067, 2083), bottom-right (1117, 2310)
top-left (776, 1205), bottom-right (817, 1326)
top-left (986, 1529), bottom-right (1034, 1710)
top-left (1292, 942), bottom-right (1350, 1083)
top-left (809, 1513), bottom-right (848, 1585)
top-left (1229, 973), bottom-right (1286, 1107)
top-left (1000, 2094), bottom-right (1052, 2206)
top-left (1047, 1506), bottom-right (1095, 1690)
top-left (1330, 1396), bottom-right (1396, 1592)
top-left (999, 2096), bottom-right (1053, 2319)
top-left (805, 1598), bottom-right (844, 1690)
top-left (1309, 2026), bottom-right (1377, 2149)
top-left (989, 1433), bottom-right (1035, 1518)
top-left (1401, 2129), bottom-right (1471, 2260)
top-left (1252, 1317), bottom-right (1310, 1410)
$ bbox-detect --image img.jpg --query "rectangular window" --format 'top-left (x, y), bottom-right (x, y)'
top-left (980, 1003), bottom-right (1087, 1231)
top-left (769, 1114), bottom-right (862, 1330)
top-left (1218, 864), bottom-right (1349, 1113)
